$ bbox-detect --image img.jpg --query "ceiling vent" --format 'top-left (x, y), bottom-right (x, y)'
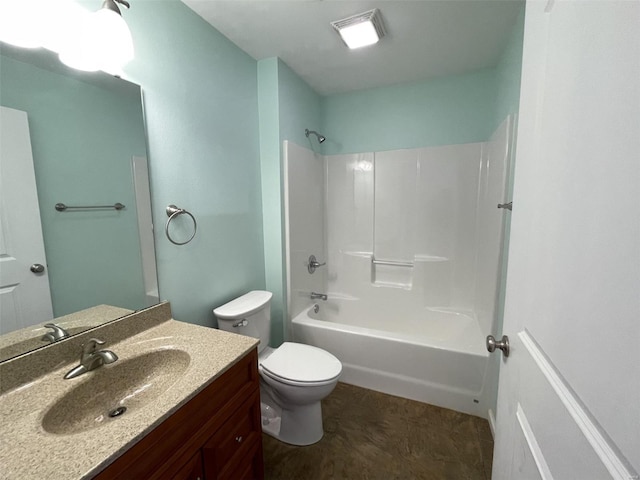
top-left (331, 9), bottom-right (386, 50)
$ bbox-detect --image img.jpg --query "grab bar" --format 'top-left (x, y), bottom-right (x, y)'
top-left (371, 257), bottom-right (414, 268)
top-left (55, 202), bottom-right (125, 212)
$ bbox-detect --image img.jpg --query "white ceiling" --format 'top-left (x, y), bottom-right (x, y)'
top-left (181, 0), bottom-right (523, 95)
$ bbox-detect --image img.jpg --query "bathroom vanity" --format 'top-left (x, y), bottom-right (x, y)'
top-left (94, 348), bottom-right (263, 480)
top-left (0, 303), bottom-right (264, 479)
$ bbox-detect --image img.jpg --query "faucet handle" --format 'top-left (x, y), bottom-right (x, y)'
top-left (308, 255), bottom-right (326, 274)
top-left (83, 338), bottom-right (105, 354)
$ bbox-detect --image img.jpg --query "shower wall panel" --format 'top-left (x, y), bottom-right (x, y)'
top-left (473, 117), bottom-right (512, 334)
top-left (325, 144), bottom-right (484, 312)
top-left (321, 129), bottom-right (508, 335)
top-left (325, 153), bottom-right (374, 301)
top-left (283, 141), bottom-right (326, 321)
top-left (416, 143), bottom-right (482, 310)
top-left (373, 150), bottom-right (417, 264)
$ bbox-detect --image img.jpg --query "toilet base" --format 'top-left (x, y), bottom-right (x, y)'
top-left (260, 398), bottom-right (324, 446)
top-left (260, 402), bottom-right (282, 437)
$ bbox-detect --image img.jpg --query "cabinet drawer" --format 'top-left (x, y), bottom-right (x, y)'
top-left (203, 390), bottom-right (262, 478)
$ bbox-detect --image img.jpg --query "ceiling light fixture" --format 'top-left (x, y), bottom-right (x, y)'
top-left (331, 9), bottom-right (386, 50)
top-left (59, 0), bottom-right (134, 73)
top-left (0, 0), bottom-right (55, 49)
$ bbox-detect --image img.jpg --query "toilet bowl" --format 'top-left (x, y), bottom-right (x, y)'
top-left (214, 291), bottom-right (342, 446)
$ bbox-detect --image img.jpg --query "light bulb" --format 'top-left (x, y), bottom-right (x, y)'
top-left (92, 8), bottom-right (134, 72)
top-left (58, 6), bottom-right (134, 73)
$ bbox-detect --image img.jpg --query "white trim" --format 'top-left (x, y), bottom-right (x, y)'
top-left (131, 156), bottom-right (159, 306)
top-left (519, 331), bottom-right (636, 479)
top-left (488, 408), bottom-right (496, 439)
top-left (339, 362), bottom-right (485, 418)
top-left (516, 403), bottom-right (554, 480)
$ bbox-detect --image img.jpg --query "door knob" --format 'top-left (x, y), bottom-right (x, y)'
top-left (30, 264), bottom-right (45, 273)
top-left (486, 335), bottom-right (510, 357)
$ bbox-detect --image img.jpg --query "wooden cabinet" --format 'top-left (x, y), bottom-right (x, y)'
top-left (202, 392), bottom-right (262, 479)
top-left (94, 348), bottom-right (264, 480)
top-left (172, 452), bottom-right (204, 480)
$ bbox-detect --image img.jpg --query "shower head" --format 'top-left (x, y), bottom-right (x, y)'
top-left (305, 128), bottom-right (326, 144)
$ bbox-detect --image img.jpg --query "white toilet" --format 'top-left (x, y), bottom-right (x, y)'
top-left (214, 290), bottom-right (342, 446)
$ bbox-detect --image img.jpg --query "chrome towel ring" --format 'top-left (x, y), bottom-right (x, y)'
top-left (165, 204), bottom-right (197, 245)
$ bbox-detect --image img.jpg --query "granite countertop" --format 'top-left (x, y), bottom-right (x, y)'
top-left (0, 305), bottom-right (133, 362)
top-left (0, 312), bottom-right (258, 479)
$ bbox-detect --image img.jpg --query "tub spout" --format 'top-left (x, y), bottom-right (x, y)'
top-left (310, 292), bottom-right (327, 301)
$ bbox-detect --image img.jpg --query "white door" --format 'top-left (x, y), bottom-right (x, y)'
top-left (493, 1), bottom-right (640, 479)
top-left (0, 106), bottom-right (54, 334)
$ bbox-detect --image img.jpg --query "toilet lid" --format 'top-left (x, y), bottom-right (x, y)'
top-left (260, 342), bottom-right (342, 384)
top-left (213, 290), bottom-right (272, 319)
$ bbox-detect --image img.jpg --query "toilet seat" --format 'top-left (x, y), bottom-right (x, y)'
top-left (259, 342), bottom-right (342, 386)
top-left (260, 366), bottom-right (340, 387)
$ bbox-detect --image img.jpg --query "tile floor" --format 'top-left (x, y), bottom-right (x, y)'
top-left (262, 383), bottom-right (494, 480)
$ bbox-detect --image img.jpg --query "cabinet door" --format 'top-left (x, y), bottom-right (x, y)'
top-left (203, 391), bottom-right (263, 480)
top-left (218, 440), bottom-right (263, 480)
top-left (171, 451), bottom-right (204, 480)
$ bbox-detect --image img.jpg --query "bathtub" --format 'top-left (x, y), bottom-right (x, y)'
top-left (291, 302), bottom-right (490, 418)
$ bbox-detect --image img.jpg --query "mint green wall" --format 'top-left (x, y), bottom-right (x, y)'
top-left (494, 6), bottom-right (526, 131)
top-left (120, 0), bottom-right (265, 327)
top-left (321, 68), bottom-right (498, 155)
top-left (258, 58), bottom-right (322, 346)
top-left (257, 57), bottom-right (283, 345)
top-left (277, 61), bottom-right (323, 150)
top-left (0, 54), bottom-right (148, 316)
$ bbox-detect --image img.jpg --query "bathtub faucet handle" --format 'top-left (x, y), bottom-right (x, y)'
top-left (308, 255), bottom-right (326, 274)
top-left (310, 292), bottom-right (328, 301)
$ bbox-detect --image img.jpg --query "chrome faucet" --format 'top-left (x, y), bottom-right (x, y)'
top-left (41, 323), bottom-right (70, 343)
top-left (310, 292), bottom-right (327, 301)
top-left (64, 338), bottom-right (118, 379)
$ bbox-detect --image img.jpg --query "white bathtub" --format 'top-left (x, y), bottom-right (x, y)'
top-left (291, 302), bottom-right (490, 418)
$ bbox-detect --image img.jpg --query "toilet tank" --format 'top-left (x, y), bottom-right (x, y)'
top-left (213, 290), bottom-right (272, 353)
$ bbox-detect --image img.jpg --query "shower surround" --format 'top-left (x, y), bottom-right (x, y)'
top-left (284, 117), bottom-right (512, 418)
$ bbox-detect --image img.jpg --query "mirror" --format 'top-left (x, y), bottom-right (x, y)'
top-left (0, 42), bottom-right (158, 361)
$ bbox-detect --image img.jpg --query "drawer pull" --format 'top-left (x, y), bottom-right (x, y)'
top-left (235, 435), bottom-right (243, 443)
